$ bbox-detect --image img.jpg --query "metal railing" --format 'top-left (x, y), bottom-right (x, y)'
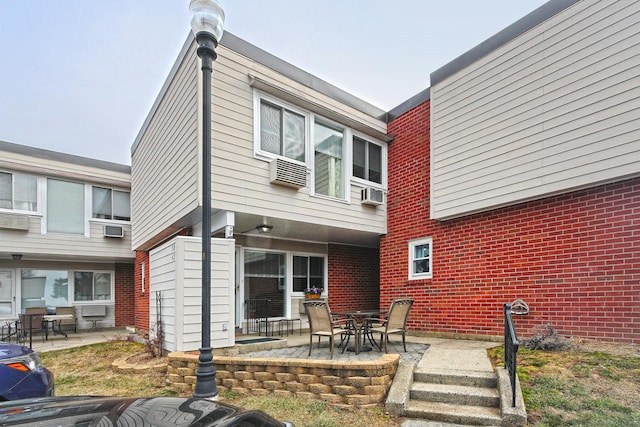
top-left (504, 303), bottom-right (520, 407)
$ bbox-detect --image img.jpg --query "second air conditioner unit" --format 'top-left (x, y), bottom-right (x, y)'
top-left (104, 225), bottom-right (124, 238)
top-left (361, 187), bottom-right (385, 206)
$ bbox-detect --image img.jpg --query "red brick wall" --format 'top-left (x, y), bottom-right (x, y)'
top-left (328, 244), bottom-right (380, 312)
top-left (134, 251), bottom-right (150, 332)
top-left (383, 99), bottom-right (640, 344)
top-left (114, 263), bottom-right (135, 327)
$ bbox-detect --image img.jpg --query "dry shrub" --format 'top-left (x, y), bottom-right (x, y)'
top-left (524, 324), bottom-right (571, 351)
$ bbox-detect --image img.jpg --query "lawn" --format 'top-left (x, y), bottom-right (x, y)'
top-left (38, 338), bottom-right (639, 427)
top-left (488, 341), bottom-right (640, 427)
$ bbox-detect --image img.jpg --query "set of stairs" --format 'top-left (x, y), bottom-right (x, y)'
top-left (404, 367), bottom-right (503, 426)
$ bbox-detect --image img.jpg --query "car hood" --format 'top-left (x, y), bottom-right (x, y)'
top-left (0, 396), bottom-right (293, 426)
top-left (0, 344), bottom-right (30, 360)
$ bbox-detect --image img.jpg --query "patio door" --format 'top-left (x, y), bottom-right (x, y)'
top-left (0, 270), bottom-right (15, 318)
top-left (243, 250), bottom-right (285, 318)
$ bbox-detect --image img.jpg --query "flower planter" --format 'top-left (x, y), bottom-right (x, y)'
top-left (305, 293), bottom-right (321, 300)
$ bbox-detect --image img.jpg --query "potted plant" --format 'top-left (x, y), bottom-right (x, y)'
top-left (304, 286), bottom-right (322, 299)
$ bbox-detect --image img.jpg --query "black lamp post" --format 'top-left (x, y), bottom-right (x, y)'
top-left (189, 0), bottom-right (225, 399)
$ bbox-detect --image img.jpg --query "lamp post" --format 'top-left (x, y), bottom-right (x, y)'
top-left (189, 0), bottom-right (225, 399)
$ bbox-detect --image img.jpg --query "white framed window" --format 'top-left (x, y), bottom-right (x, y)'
top-left (352, 135), bottom-right (383, 185)
top-left (409, 238), bottom-right (432, 280)
top-left (254, 93), bottom-right (308, 163)
top-left (314, 120), bottom-right (346, 200)
top-left (73, 271), bottom-right (113, 302)
top-left (47, 178), bottom-right (85, 234)
top-left (292, 255), bottom-right (325, 294)
top-left (20, 269), bottom-right (69, 310)
top-left (0, 171), bottom-right (38, 212)
top-left (92, 187), bottom-right (131, 221)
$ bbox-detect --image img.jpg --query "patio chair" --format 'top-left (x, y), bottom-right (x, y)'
top-left (303, 300), bottom-right (351, 359)
top-left (368, 298), bottom-right (414, 353)
top-left (20, 308), bottom-right (47, 343)
top-left (55, 306), bottom-right (77, 333)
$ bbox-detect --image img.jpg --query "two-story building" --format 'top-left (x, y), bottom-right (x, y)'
top-left (0, 141), bottom-right (135, 329)
top-left (131, 32), bottom-right (387, 351)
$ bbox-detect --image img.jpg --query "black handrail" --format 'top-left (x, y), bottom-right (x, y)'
top-left (503, 303), bottom-right (519, 407)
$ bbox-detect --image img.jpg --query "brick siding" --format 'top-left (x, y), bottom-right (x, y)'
top-left (383, 99), bottom-right (640, 344)
top-left (134, 251), bottom-right (150, 332)
top-left (114, 263), bottom-right (135, 327)
top-left (328, 244), bottom-right (380, 312)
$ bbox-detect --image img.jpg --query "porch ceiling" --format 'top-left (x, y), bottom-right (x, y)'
top-left (231, 213), bottom-right (381, 248)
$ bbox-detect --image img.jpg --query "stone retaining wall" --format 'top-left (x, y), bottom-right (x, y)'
top-left (167, 352), bottom-right (400, 408)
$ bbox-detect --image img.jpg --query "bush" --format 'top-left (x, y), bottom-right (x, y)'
top-left (523, 324), bottom-right (571, 351)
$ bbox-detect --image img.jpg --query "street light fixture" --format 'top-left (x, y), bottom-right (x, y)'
top-left (189, 0), bottom-right (225, 399)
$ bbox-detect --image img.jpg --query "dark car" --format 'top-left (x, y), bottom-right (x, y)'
top-left (0, 343), bottom-right (54, 401)
top-left (0, 396), bottom-right (294, 426)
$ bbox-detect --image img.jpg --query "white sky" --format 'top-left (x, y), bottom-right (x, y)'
top-left (0, 0), bottom-right (549, 165)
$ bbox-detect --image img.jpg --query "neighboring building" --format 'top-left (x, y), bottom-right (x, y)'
top-left (0, 141), bottom-right (135, 329)
top-left (131, 32), bottom-right (386, 351)
top-left (381, 0), bottom-right (640, 343)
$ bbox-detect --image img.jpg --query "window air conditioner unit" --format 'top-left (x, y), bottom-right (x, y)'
top-left (269, 158), bottom-right (307, 189)
top-left (361, 187), bottom-right (384, 206)
top-left (104, 225), bottom-right (124, 238)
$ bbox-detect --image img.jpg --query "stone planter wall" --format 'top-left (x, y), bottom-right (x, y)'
top-left (167, 352), bottom-right (399, 408)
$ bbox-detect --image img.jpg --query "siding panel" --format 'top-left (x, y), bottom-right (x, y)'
top-left (430, 0), bottom-right (640, 219)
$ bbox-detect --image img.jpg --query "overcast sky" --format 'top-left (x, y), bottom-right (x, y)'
top-left (0, 0), bottom-right (549, 165)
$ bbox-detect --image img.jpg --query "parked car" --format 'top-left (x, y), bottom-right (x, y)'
top-left (0, 396), bottom-right (294, 426)
top-left (0, 343), bottom-right (54, 401)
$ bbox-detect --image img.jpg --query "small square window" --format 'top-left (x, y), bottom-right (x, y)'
top-left (409, 238), bottom-right (432, 280)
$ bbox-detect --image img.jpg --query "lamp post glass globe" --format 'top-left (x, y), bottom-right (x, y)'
top-left (190, 0), bottom-right (224, 400)
top-left (189, 0), bottom-right (225, 41)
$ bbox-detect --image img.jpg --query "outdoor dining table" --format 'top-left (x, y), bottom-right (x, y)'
top-left (331, 310), bottom-right (385, 355)
top-left (43, 314), bottom-right (73, 340)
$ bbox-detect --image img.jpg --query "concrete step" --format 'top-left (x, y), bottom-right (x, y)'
top-left (414, 369), bottom-right (497, 388)
top-left (411, 382), bottom-right (500, 408)
top-left (405, 400), bottom-right (502, 426)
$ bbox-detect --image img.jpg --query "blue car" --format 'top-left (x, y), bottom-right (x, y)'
top-left (0, 343), bottom-right (54, 401)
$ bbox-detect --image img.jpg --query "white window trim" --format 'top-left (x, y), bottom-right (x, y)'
top-left (311, 116), bottom-right (349, 202)
top-left (289, 252), bottom-right (328, 298)
top-left (350, 131), bottom-right (387, 190)
top-left (252, 90), bottom-right (310, 166)
top-left (409, 238), bottom-right (433, 280)
top-left (0, 171), bottom-right (42, 215)
top-left (71, 270), bottom-right (115, 304)
top-left (90, 186), bottom-right (132, 223)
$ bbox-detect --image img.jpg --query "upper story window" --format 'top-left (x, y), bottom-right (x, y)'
top-left (314, 120), bottom-right (345, 200)
top-left (0, 172), bottom-right (37, 212)
top-left (409, 238), bottom-right (432, 280)
top-left (47, 179), bottom-right (84, 235)
top-left (258, 99), bottom-right (306, 162)
top-left (92, 187), bottom-right (131, 221)
top-left (353, 136), bottom-right (382, 185)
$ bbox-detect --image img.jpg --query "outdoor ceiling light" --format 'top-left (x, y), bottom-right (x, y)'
top-left (11, 254), bottom-right (22, 260)
top-left (256, 224), bottom-right (273, 234)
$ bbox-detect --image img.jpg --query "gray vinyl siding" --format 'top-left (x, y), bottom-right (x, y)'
top-left (131, 42), bottom-right (200, 250)
top-left (150, 236), bottom-right (234, 352)
top-left (430, 0), bottom-right (640, 220)
top-left (132, 36), bottom-right (387, 250)
top-left (210, 44), bottom-right (387, 234)
top-left (0, 216), bottom-right (132, 261)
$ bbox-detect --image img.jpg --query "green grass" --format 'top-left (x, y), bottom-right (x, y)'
top-left (488, 346), bottom-right (640, 427)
